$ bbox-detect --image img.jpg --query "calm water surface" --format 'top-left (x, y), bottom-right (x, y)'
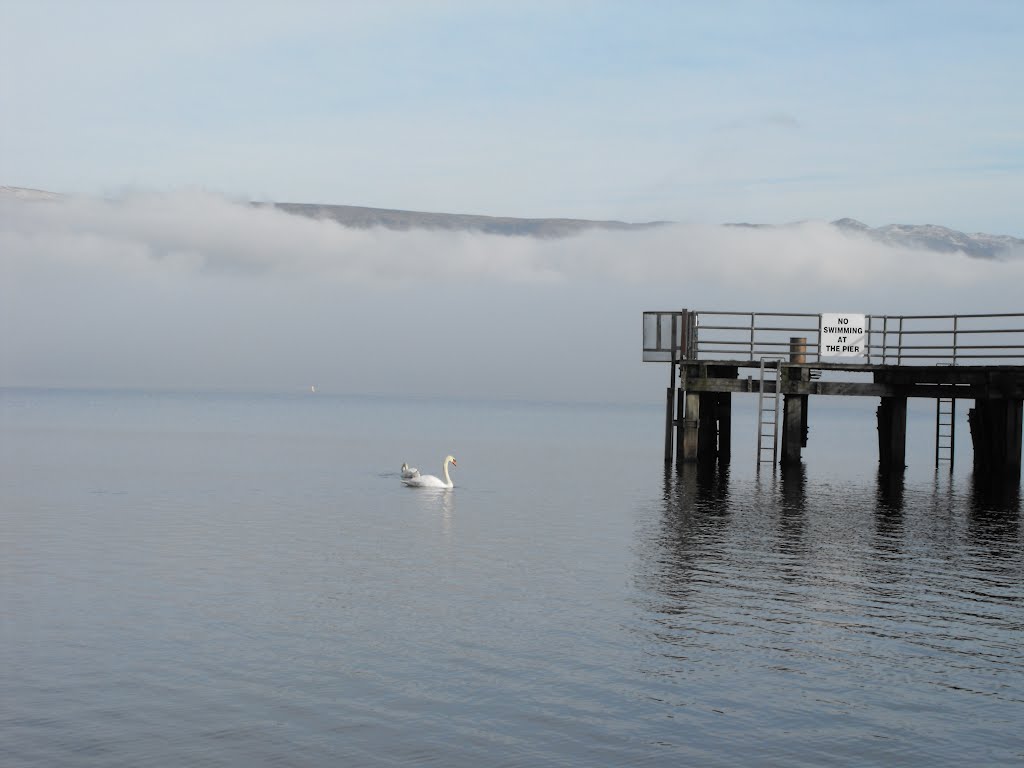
top-left (1, 389), bottom-right (1021, 766)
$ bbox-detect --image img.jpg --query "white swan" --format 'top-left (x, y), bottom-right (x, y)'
top-left (400, 462), bottom-right (420, 479)
top-left (402, 455), bottom-right (457, 488)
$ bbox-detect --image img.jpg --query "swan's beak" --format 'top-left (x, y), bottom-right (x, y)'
top-left (452, 459), bottom-right (457, 466)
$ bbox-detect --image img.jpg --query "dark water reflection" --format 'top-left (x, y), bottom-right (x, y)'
top-left (639, 464), bottom-right (1023, 766)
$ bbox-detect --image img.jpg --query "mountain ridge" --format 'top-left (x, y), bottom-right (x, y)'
top-left (3, 185), bottom-right (1020, 258)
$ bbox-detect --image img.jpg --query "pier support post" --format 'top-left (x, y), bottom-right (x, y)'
top-left (680, 392), bottom-right (700, 464)
top-left (675, 388), bottom-right (686, 468)
top-left (968, 399), bottom-right (1023, 481)
top-left (698, 392), bottom-right (718, 463)
top-left (716, 392), bottom-right (732, 463)
top-left (664, 320), bottom-right (679, 465)
top-left (677, 389), bottom-right (731, 467)
top-left (877, 396), bottom-right (908, 472)
top-left (779, 340), bottom-right (809, 467)
top-left (664, 384), bottom-right (676, 465)
top-left (781, 393), bottom-right (805, 465)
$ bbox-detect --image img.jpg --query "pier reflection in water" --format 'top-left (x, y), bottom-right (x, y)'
top-left (634, 463), bottom-right (1022, 765)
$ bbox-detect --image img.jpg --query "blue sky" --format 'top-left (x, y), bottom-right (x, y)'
top-left (2, 1), bottom-right (1022, 234)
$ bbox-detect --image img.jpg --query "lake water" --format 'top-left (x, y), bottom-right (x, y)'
top-left (2, 388), bottom-right (1021, 766)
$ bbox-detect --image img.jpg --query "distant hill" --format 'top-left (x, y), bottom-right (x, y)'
top-left (3, 185), bottom-right (1021, 257)
top-left (280, 203), bottom-right (1022, 257)
top-left (0, 185), bottom-right (62, 201)
top-left (725, 217), bottom-right (1024, 260)
top-left (264, 201), bottom-right (667, 238)
top-left (830, 218), bottom-right (1023, 260)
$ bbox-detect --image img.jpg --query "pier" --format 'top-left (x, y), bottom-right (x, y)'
top-left (644, 311), bottom-right (1024, 480)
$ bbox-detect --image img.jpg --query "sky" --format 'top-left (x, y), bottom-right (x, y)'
top-left (2, 2), bottom-right (1023, 403)
top-left (2, 1), bottom-right (1022, 234)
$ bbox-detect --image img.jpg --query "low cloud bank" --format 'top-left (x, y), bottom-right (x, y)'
top-left (2, 191), bottom-right (1022, 401)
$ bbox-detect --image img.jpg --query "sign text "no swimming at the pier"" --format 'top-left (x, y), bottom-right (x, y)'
top-left (820, 313), bottom-right (866, 358)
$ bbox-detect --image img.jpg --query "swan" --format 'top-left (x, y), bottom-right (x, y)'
top-left (400, 462), bottom-right (420, 479)
top-left (402, 455), bottom-right (457, 488)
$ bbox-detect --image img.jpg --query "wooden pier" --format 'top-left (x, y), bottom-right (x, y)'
top-left (644, 310), bottom-right (1024, 480)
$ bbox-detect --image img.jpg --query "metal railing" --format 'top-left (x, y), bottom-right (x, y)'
top-left (643, 310), bottom-right (1024, 365)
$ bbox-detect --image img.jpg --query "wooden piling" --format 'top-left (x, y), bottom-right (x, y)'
top-left (698, 392), bottom-right (718, 462)
top-left (681, 392), bottom-right (700, 463)
top-left (716, 392), bottom-right (732, 462)
top-left (877, 397), bottom-right (908, 471)
top-left (779, 338), bottom-right (809, 465)
top-left (664, 319), bottom-right (678, 464)
top-left (664, 386), bottom-right (675, 464)
top-left (781, 392), bottom-right (804, 465)
top-left (675, 388), bottom-right (686, 468)
top-left (968, 399), bottom-right (1023, 480)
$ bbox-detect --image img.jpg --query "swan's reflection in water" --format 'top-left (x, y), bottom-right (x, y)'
top-left (410, 487), bottom-right (456, 534)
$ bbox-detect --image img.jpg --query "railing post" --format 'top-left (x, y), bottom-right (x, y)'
top-left (749, 313), bottom-right (755, 359)
top-left (866, 315), bottom-right (873, 364)
top-left (952, 315), bottom-right (959, 366)
top-left (816, 313), bottom-right (823, 363)
top-left (688, 311), bottom-right (698, 361)
top-left (897, 316), bottom-right (904, 365)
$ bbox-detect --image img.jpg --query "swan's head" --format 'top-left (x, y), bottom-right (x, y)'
top-left (445, 455), bottom-right (457, 467)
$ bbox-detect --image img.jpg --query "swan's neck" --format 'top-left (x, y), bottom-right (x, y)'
top-left (443, 459), bottom-right (452, 486)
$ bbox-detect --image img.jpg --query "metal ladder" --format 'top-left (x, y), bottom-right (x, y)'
top-left (757, 357), bottom-right (783, 467)
top-left (935, 395), bottom-right (955, 469)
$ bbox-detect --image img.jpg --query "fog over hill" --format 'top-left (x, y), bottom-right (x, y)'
top-left (4, 184), bottom-right (1023, 400)
top-left (274, 200), bottom-right (1022, 258)
top-left (3, 186), bottom-right (1021, 258)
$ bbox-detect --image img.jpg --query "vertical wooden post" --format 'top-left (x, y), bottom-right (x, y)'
top-left (969, 399), bottom-right (1023, 480)
top-left (698, 392), bottom-right (718, 464)
top-left (780, 338), bottom-right (808, 465)
top-left (1010, 400), bottom-right (1023, 480)
top-left (877, 396), bottom-right (908, 471)
top-left (789, 337), bottom-right (807, 364)
top-left (664, 385), bottom-right (675, 464)
top-left (782, 391), bottom-right (804, 465)
top-left (664, 317), bottom-right (677, 464)
top-left (681, 391), bottom-right (700, 463)
top-left (717, 392), bottom-right (732, 463)
top-left (675, 388), bottom-right (686, 469)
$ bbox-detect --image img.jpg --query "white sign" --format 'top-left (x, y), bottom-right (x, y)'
top-left (820, 313), bottom-right (866, 358)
